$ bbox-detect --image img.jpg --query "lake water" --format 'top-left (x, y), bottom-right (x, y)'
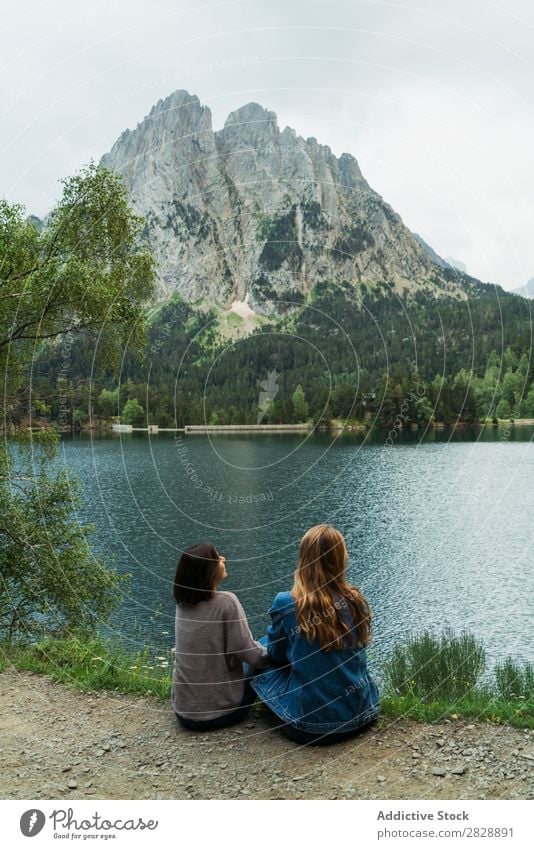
top-left (59, 427), bottom-right (534, 671)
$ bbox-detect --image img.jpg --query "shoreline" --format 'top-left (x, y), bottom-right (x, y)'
top-left (0, 666), bottom-right (532, 800)
top-left (47, 418), bottom-right (534, 435)
top-left (2, 635), bottom-right (532, 731)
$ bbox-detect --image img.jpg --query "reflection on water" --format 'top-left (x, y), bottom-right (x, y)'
top-left (59, 426), bottom-right (534, 669)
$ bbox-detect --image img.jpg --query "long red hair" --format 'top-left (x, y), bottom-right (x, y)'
top-left (292, 524), bottom-right (372, 650)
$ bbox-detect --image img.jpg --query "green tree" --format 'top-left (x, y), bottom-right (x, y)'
top-left (0, 163), bottom-right (156, 640)
top-left (1, 164), bottom-right (154, 413)
top-left (503, 346), bottom-right (518, 371)
top-left (291, 383), bottom-right (309, 421)
top-left (72, 408), bottom-right (88, 427)
top-left (96, 388), bottom-right (119, 418)
top-left (524, 387), bottom-right (534, 418)
top-left (516, 353), bottom-right (529, 377)
top-left (332, 381), bottom-right (362, 419)
top-left (430, 375), bottom-right (454, 423)
top-left (500, 370), bottom-right (517, 408)
top-left (451, 369), bottom-right (478, 422)
top-left (496, 398), bottom-right (512, 419)
top-left (0, 443), bottom-right (122, 641)
top-left (121, 398), bottom-right (145, 426)
top-left (486, 350), bottom-right (500, 370)
top-left (413, 395), bottom-right (434, 425)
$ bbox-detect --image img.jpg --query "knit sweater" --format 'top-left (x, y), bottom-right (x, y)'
top-left (171, 591), bottom-right (267, 720)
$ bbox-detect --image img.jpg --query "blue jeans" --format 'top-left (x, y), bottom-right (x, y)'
top-left (175, 679), bottom-right (256, 731)
top-left (279, 715), bottom-right (378, 746)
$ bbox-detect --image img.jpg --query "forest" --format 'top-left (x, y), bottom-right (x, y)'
top-left (31, 279), bottom-right (534, 430)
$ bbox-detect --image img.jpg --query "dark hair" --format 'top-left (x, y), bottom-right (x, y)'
top-left (173, 542), bottom-right (220, 605)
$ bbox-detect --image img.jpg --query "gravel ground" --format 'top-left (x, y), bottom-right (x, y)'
top-left (0, 669), bottom-right (532, 800)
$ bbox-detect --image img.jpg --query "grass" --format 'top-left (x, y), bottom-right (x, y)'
top-left (1, 629), bottom-right (533, 729)
top-left (383, 629), bottom-right (487, 702)
top-left (382, 629), bottom-right (533, 729)
top-left (381, 693), bottom-right (533, 728)
top-left (0, 635), bottom-right (173, 701)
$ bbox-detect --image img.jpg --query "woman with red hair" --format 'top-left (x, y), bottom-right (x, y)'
top-left (252, 524), bottom-right (380, 745)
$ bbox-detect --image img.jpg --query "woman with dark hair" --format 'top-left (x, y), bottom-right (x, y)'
top-left (251, 524), bottom-right (380, 745)
top-left (172, 542), bottom-right (267, 730)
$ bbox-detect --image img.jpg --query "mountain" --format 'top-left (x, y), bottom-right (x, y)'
top-left (413, 234), bottom-right (449, 268)
top-left (512, 278), bottom-right (534, 299)
top-left (25, 214), bottom-right (44, 232)
top-left (33, 90), bottom-right (534, 428)
top-left (101, 90), bottom-right (470, 313)
top-left (444, 256), bottom-right (468, 273)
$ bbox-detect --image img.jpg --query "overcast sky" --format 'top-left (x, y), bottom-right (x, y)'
top-left (2, 0), bottom-right (534, 290)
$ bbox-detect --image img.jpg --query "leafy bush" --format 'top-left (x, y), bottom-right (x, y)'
top-left (121, 397), bottom-right (145, 426)
top-left (495, 657), bottom-right (534, 700)
top-left (1, 441), bottom-right (123, 642)
top-left (383, 629), bottom-right (486, 702)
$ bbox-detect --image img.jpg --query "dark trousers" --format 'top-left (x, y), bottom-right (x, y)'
top-left (175, 680), bottom-right (256, 731)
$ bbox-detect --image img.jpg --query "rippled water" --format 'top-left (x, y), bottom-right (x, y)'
top-left (59, 427), bottom-right (534, 669)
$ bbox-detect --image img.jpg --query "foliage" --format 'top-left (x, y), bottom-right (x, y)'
top-left (383, 629), bottom-right (487, 702)
top-left (494, 657), bottom-right (534, 700)
top-left (0, 439), bottom-right (124, 640)
top-left (121, 397), bottom-right (145, 426)
top-left (0, 163), bottom-right (156, 640)
top-left (381, 631), bottom-right (533, 728)
top-left (333, 222), bottom-right (375, 256)
top-left (2, 630), bottom-right (532, 730)
top-left (380, 693), bottom-right (533, 730)
top-left (291, 384), bottom-right (308, 421)
top-left (1, 163), bottom-right (155, 422)
top-left (97, 388), bottom-right (119, 418)
top-left (258, 206), bottom-right (303, 271)
top-left (28, 265), bottom-right (534, 430)
top-left (1, 635), bottom-right (172, 699)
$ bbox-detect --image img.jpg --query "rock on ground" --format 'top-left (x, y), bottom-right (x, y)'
top-left (0, 669), bottom-right (532, 800)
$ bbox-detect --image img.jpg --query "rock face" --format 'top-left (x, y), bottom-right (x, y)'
top-left (512, 278), bottom-right (534, 299)
top-left (101, 89), bottom-right (454, 312)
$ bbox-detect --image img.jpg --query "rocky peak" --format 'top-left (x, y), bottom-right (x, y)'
top-left (221, 101), bottom-right (278, 132)
top-left (338, 152), bottom-right (366, 187)
top-left (147, 89), bottom-right (208, 127)
top-left (215, 102), bottom-right (280, 161)
top-left (102, 90), bottom-right (214, 180)
top-left (100, 88), bottom-right (454, 311)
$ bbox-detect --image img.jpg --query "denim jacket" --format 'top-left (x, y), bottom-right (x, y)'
top-left (251, 591), bottom-right (380, 734)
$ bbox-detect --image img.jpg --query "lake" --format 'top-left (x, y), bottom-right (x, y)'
top-left (59, 426), bottom-right (534, 672)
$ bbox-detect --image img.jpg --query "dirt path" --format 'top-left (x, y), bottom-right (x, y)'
top-left (0, 669), bottom-right (532, 800)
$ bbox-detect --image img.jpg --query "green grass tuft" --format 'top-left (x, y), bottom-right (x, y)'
top-left (1, 629), bottom-right (533, 730)
top-left (381, 630), bottom-right (533, 729)
top-left (383, 628), bottom-right (487, 701)
top-left (1, 636), bottom-right (173, 700)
